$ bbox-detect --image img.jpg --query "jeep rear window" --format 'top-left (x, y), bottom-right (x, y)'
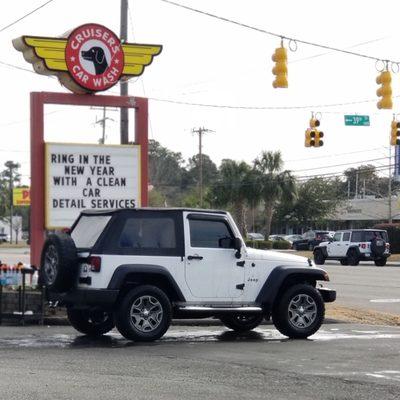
top-left (71, 215), bottom-right (112, 249)
top-left (351, 231), bottom-right (388, 242)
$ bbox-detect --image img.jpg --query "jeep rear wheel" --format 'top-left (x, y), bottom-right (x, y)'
top-left (272, 284), bottom-right (325, 339)
top-left (374, 258), bottom-right (387, 266)
top-left (347, 249), bottom-right (359, 266)
top-left (67, 308), bottom-right (115, 336)
top-left (115, 285), bottom-right (171, 342)
top-left (220, 314), bottom-right (264, 332)
top-left (40, 233), bottom-right (78, 292)
top-left (313, 249), bottom-right (326, 265)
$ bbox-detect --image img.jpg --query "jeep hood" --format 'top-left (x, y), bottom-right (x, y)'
top-left (245, 247), bottom-right (311, 266)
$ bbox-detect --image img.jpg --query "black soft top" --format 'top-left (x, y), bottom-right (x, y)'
top-left (79, 207), bottom-right (227, 216)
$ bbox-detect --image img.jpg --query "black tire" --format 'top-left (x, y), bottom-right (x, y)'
top-left (67, 308), bottom-right (115, 336)
top-left (374, 258), bottom-right (387, 267)
top-left (313, 249), bottom-right (326, 265)
top-left (340, 259), bottom-right (349, 266)
top-left (220, 314), bottom-right (264, 332)
top-left (347, 249), bottom-right (360, 266)
top-left (292, 243), bottom-right (298, 251)
top-left (272, 283), bottom-right (325, 339)
top-left (40, 233), bottom-right (78, 292)
top-left (115, 285), bottom-right (171, 342)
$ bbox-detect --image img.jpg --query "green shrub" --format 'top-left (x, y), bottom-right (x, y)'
top-left (272, 240), bottom-right (292, 250)
top-left (245, 240), bottom-right (272, 249)
top-left (373, 223), bottom-right (400, 253)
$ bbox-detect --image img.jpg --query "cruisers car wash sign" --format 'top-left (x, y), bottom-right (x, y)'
top-left (13, 23), bottom-right (162, 94)
top-left (45, 143), bottom-right (141, 229)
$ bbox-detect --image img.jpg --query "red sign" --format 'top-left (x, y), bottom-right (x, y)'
top-left (65, 24), bottom-right (124, 92)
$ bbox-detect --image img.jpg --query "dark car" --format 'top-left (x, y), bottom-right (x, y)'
top-left (292, 230), bottom-right (331, 251)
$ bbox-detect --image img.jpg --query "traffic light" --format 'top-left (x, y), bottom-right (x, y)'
top-left (304, 129), bottom-right (315, 147)
top-left (376, 70), bottom-right (392, 109)
top-left (391, 120), bottom-right (400, 146)
top-left (272, 45), bottom-right (288, 88)
top-left (305, 118), bottom-right (324, 147)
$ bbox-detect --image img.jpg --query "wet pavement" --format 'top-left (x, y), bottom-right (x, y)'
top-left (0, 323), bottom-right (400, 399)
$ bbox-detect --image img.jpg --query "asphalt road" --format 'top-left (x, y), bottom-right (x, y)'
top-left (0, 324), bottom-right (400, 400)
top-left (323, 260), bottom-right (400, 314)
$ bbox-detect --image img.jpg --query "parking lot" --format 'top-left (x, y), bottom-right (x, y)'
top-left (1, 247), bottom-right (400, 399)
top-left (1, 323), bottom-right (400, 400)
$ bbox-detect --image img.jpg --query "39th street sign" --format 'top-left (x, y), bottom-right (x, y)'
top-left (344, 115), bottom-right (370, 126)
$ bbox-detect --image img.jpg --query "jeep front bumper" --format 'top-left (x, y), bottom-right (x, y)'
top-left (318, 287), bottom-right (336, 303)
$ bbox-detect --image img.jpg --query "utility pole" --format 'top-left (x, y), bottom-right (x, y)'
top-left (192, 127), bottom-right (214, 207)
top-left (120, 0), bottom-right (129, 144)
top-left (94, 107), bottom-right (115, 144)
top-left (5, 161), bottom-right (19, 244)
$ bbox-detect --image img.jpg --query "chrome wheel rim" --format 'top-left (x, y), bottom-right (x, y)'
top-left (288, 294), bottom-right (317, 329)
top-left (44, 244), bottom-right (58, 284)
top-left (130, 295), bottom-right (163, 332)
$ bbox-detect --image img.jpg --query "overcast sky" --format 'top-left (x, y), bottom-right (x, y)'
top-left (1, 0), bottom-right (400, 186)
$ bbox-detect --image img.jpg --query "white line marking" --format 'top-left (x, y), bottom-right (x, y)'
top-left (370, 298), bottom-right (400, 303)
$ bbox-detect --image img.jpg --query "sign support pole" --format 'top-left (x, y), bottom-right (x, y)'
top-left (30, 92), bottom-right (148, 267)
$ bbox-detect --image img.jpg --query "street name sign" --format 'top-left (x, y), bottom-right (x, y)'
top-left (344, 115), bottom-right (370, 126)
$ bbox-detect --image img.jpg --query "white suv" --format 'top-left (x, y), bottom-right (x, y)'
top-left (313, 229), bottom-right (390, 266)
top-left (40, 208), bottom-right (336, 341)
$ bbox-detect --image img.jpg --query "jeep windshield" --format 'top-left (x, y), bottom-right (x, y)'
top-left (71, 215), bottom-right (112, 250)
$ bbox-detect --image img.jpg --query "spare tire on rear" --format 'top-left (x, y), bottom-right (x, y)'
top-left (370, 237), bottom-right (385, 257)
top-left (40, 233), bottom-right (78, 292)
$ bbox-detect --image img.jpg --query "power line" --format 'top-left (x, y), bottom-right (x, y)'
top-left (0, 0), bottom-right (56, 34)
top-left (145, 94), bottom-right (388, 110)
top-left (157, 0), bottom-right (399, 64)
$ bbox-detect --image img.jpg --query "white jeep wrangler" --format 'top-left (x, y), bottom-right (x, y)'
top-left (41, 208), bottom-right (336, 341)
top-left (313, 229), bottom-right (390, 267)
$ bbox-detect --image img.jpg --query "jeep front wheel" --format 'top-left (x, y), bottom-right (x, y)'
top-left (115, 285), bottom-right (171, 342)
top-left (220, 314), bottom-right (264, 332)
top-left (313, 249), bottom-right (326, 265)
top-left (67, 308), bottom-right (115, 336)
top-left (272, 284), bottom-right (325, 339)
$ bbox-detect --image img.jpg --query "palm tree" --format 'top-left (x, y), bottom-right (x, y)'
top-left (254, 151), bottom-right (297, 238)
top-left (210, 159), bottom-right (254, 236)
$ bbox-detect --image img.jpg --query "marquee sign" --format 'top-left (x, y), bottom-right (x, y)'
top-left (45, 143), bottom-right (141, 228)
top-left (13, 23), bottom-right (162, 94)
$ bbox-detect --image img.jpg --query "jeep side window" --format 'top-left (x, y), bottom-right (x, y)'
top-left (342, 232), bottom-right (350, 242)
top-left (333, 232), bottom-right (341, 242)
top-left (351, 231), bottom-right (362, 242)
top-left (119, 217), bottom-right (176, 249)
top-left (189, 219), bottom-right (234, 248)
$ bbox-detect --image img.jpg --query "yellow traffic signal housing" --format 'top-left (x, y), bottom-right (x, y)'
top-left (309, 118), bottom-right (320, 128)
top-left (272, 46), bottom-right (288, 88)
top-left (305, 128), bottom-right (316, 147)
top-left (391, 120), bottom-right (400, 146)
top-left (314, 129), bottom-right (324, 147)
top-left (376, 71), bottom-right (392, 109)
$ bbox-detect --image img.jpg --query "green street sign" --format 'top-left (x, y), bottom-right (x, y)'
top-left (344, 115), bottom-right (370, 126)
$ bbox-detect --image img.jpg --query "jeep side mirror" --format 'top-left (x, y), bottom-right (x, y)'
top-left (233, 237), bottom-right (242, 259)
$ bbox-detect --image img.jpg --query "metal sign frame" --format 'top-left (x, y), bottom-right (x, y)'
top-left (30, 91), bottom-right (148, 266)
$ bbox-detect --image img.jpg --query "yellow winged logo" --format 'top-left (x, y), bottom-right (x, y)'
top-left (13, 25), bottom-right (162, 94)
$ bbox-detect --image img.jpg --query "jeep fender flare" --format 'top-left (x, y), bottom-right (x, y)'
top-left (255, 265), bottom-right (329, 312)
top-left (314, 246), bottom-right (328, 258)
top-left (107, 264), bottom-right (186, 302)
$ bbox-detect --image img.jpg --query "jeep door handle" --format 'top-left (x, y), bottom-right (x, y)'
top-left (188, 255), bottom-right (203, 260)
